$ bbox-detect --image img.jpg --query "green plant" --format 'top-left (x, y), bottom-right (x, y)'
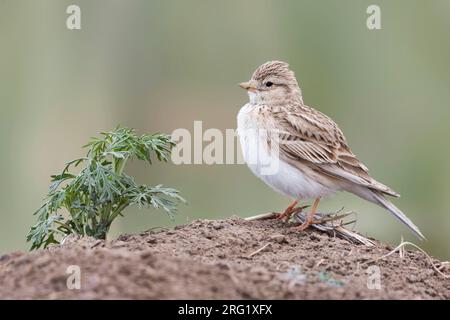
top-left (27, 126), bottom-right (184, 250)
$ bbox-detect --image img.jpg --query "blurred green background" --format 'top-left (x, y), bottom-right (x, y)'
top-left (1, 0), bottom-right (449, 260)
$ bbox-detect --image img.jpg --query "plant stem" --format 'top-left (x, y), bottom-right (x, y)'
top-left (114, 158), bottom-right (128, 175)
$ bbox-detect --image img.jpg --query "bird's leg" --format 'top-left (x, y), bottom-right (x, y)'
top-left (293, 197), bottom-right (321, 231)
top-left (276, 200), bottom-right (298, 221)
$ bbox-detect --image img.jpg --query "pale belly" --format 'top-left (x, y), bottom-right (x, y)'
top-left (237, 104), bottom-right (339, 200)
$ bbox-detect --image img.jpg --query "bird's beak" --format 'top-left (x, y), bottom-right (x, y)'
top-left (239, 80), bottom-right (257, 92)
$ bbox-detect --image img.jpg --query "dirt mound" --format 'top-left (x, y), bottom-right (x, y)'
top-left (0, 217), bottom-right (448, 299)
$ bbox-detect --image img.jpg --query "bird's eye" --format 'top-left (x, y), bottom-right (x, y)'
top-left (265, 81), bottom-right (273, 87)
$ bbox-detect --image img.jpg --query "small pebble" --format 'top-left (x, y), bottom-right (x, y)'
top-left (269, 234), bottom-right (288, 244)
top-left (309, 234), bottom-right (320, 241)
top-left (211, 223), bottom-right (224, 230)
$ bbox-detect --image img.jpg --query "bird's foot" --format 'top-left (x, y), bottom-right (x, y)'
top-left (276, 200), bottom-right (298, 221)
top-left (291, 222), bottom-right (310, 232)
top-left (276, 210), bottom-right (295, 221)
top-left (290, 218), bottom-right (323, 232)
top-left (290, 197), bottom-right (322, 232)
top-left (276, 203), bottom-right (309, 222)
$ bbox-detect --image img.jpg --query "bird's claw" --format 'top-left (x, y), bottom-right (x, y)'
top-left (276, 205), bottom-right (310, 221)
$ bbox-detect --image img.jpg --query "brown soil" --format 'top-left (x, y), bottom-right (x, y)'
top-left (0, 217), bottom-right (448, 299)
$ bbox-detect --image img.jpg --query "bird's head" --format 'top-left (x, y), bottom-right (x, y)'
top-left (239, 61), bottom-right (303, 105)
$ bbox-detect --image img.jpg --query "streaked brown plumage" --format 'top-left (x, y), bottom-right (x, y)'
top-left (237, 61), bottom-right (424, 239)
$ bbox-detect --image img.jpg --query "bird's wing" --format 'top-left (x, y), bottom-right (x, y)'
top-left (269, 106), bottom-right (400, 197)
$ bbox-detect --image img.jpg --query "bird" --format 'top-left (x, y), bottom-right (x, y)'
top-left (237, 60), bottom-right (425, 240)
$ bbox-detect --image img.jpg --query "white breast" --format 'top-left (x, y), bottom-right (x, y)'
top-left (237, 103), bottom-right (339, 200)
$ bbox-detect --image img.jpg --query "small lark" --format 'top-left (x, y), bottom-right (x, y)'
top-left (237, 61), bottom-right (424, 239)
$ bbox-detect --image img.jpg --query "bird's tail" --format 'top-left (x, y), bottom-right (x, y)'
top-left (350, 187), bottom-right (425, 240)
